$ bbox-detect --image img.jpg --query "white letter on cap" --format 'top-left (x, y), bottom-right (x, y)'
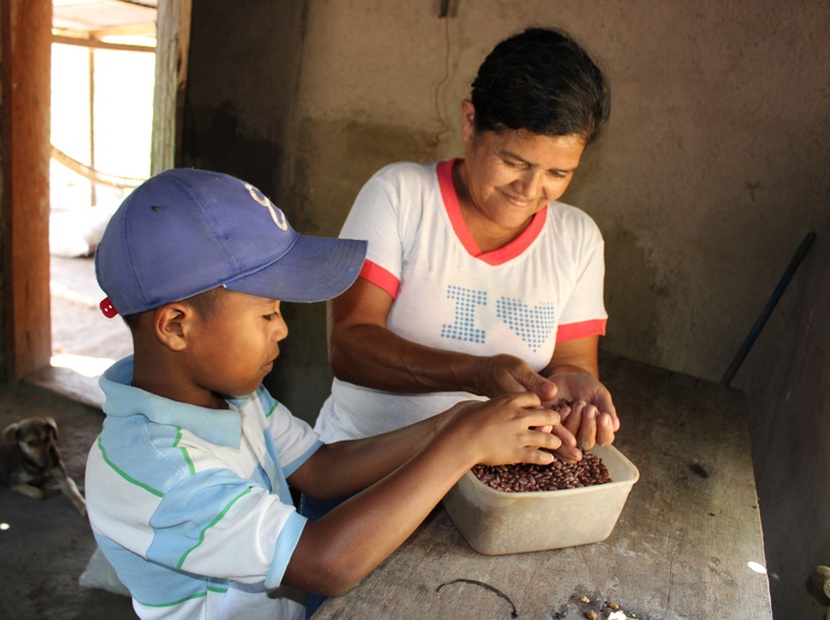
top-left (245, 183), bottom-right (288, 231)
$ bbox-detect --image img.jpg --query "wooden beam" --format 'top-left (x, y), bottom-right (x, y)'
top-left (152, 0), bottom-right (191, 174)
top-left (1, 0), bottom-right (53, 381)
top-left (52, 34), bottom-right (155, 53)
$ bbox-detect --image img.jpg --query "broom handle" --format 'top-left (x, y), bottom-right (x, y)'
top-left (721, 231), bottom-right (816, 386)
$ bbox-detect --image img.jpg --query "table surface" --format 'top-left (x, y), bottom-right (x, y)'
top-left (313, 352), bottom-right (772, 620)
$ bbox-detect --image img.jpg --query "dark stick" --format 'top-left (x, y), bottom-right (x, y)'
top-left (721, 231), bottom-right (816, 385)
top-left (436, 578), bottom-right (519, 618)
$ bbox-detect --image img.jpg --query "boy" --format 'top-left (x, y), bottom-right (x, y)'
top-left (85, 168), bottom-right (565, 619)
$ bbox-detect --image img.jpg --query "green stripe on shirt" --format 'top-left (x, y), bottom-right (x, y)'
top-left (98, 436), bottom-right (164, 497)
top-left (177, 487), bottom-right (254, 569)
top-left (174, 428), bottom-right (196, 475)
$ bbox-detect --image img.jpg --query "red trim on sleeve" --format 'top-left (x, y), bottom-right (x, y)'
top-left (360, 260), bottom-right (400, 299)
top-left (556, 318), bottom-right (607, 342)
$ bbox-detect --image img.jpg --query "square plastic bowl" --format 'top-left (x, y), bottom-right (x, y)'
top-left (442, 444), bottom-right (639, 555)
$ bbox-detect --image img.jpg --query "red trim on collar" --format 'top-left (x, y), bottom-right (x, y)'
top-left (436, 159), bottom-right (546, 266)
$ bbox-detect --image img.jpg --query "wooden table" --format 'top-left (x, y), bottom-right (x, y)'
top-left (314, 353), bottom-right (772, 620)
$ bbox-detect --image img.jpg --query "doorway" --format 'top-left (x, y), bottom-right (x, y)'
top-left (46, 3), bottom-right (156, 405)
top-left (19, 0), bottom-right (190, 407)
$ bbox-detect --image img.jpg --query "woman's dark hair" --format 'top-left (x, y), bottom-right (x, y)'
top-left (470, 27), bottom-right (610, 144)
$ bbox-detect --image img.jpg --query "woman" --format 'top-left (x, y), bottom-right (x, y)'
top-left (323, 25), bottom-right (615, 456)
top-left (314, 27), bottom-right (617, 457)
top-left (302, 25), bottom-right (617, 618)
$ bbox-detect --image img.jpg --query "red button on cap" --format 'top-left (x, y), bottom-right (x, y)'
top-left (100, 297), bottom-right (117, 318)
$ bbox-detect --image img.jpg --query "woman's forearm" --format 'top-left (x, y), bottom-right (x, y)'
top-left (330, 323), bottom-right (482, 394)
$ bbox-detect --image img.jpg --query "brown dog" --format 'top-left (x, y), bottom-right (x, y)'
top-left (1, 416), bottom-right (86, 515)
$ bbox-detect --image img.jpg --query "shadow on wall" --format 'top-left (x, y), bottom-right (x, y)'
top-left (262, 301), bottom-right (331, 426)
top-left (739, 220), bottom-right (829, 619)
top-left (292, 117), bottom-right (452, 235)
top-left (602, 225), bottom-right (661, 364)
top-left (183, 101), bottom-right (284, 201)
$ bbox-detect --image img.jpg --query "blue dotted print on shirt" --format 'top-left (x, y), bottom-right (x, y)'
top-left (441, 285), bottom-right (487, 344)
top-left (496, 298), bottom-right (556, 353)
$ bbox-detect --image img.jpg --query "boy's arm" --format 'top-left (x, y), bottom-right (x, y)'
top-left (284, 392), bottom-right (562, 596)
top-left (287, 399), bottom-right (462, 502)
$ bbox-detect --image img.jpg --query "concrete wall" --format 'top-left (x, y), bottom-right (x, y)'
top-left (741, 213), bottom-right (830, 619)
top-left (182, 1), bottom-right (830, 616)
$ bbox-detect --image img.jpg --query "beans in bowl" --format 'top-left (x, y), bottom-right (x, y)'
top-left (472, 451), bottom-right (611, 493)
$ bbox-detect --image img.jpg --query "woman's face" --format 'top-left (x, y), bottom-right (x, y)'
top-left (459, 101), bottom-right (586, 233)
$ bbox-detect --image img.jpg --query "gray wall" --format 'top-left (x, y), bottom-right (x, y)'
top-left (743, 215), bottom-right (829, 619)
top-left (182, 1), bottom-right (830, 617)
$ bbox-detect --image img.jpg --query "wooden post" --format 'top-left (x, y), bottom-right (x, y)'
top-left (1, 0), bottom-right (53, 381)
top-left (88, 46), bottom-right (97, 206)
top-left (152, 0), bottom-right (191, 174)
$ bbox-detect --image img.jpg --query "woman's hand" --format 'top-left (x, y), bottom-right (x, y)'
top-left (546, 372), bottom-right (618, 450)
top-left (473, 353), bottom-right (559, 402)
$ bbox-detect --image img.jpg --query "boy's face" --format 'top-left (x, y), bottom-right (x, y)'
top-left (188, 290), bottom-right (288, 398)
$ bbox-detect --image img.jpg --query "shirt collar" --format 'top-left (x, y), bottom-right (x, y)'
top-left (99, 357), bottom-right (243, 448)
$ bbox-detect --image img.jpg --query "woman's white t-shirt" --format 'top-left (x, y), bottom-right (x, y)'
top-left (315, 160), bottom-right (607, 442)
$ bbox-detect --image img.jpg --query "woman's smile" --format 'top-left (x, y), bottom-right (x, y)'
top-left (455, 111), bottom-right (586, 248)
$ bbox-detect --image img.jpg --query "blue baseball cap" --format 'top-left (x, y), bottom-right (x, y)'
top-left (95, 168), bottom-right (367, 317)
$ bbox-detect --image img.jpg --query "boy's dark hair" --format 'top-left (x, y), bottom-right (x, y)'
top-left (470, 27), bottom-right (610, 145)
top-left (122, 287), bottom-right (227, 331)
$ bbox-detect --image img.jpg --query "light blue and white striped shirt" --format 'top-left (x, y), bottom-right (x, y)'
top-left (86, 357), bottom-right (321, 619)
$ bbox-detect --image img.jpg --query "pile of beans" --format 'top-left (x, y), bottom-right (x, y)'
top-left (472, 451), bottom-right (611, 493)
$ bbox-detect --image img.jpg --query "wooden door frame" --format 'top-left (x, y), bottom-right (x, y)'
top-left (1, 0), bottom-right (53, 382)
top-left (1, 0), bottom-right (190, 383)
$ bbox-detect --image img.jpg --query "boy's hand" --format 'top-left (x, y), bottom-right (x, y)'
top-left (443, 393), bottom-right (564, 467)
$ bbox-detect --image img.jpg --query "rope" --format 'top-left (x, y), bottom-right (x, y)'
top-left (51, 145), bottom-right (145, 190)
top-left (427, 12), bottom-right (452, 148)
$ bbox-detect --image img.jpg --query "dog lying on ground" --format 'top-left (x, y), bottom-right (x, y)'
top-left (1, 416), bottom-right (86, 515)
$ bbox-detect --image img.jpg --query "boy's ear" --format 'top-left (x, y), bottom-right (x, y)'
top-left (153, 303), bottom-right (191, 351)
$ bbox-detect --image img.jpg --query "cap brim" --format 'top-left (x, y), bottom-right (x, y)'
top-left (224, 236), bottom-right (367, 303)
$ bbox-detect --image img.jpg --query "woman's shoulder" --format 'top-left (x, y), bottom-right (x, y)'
top-left (369, 160), bottom-right (440, 185)
top-left (549, 200), bottom-right (599, 225)
top-left (547, 201), bottom-right (603, 240)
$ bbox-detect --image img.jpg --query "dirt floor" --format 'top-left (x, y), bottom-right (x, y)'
top-left (26, 255), bottom-right (132, 412)
top-left (50, 254), bottom-right (132, 369)
top-left (0, 384), bottom-right (136, 619)
top-left (0, 255), bottom-right (136, 619)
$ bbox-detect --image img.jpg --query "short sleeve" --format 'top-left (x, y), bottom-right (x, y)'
top-left (340, 164), bottom-right (407, 283)
top-left (554, 208), bottom-right (608, 340)
top-left (256, 387), bottom-right (321, 474)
